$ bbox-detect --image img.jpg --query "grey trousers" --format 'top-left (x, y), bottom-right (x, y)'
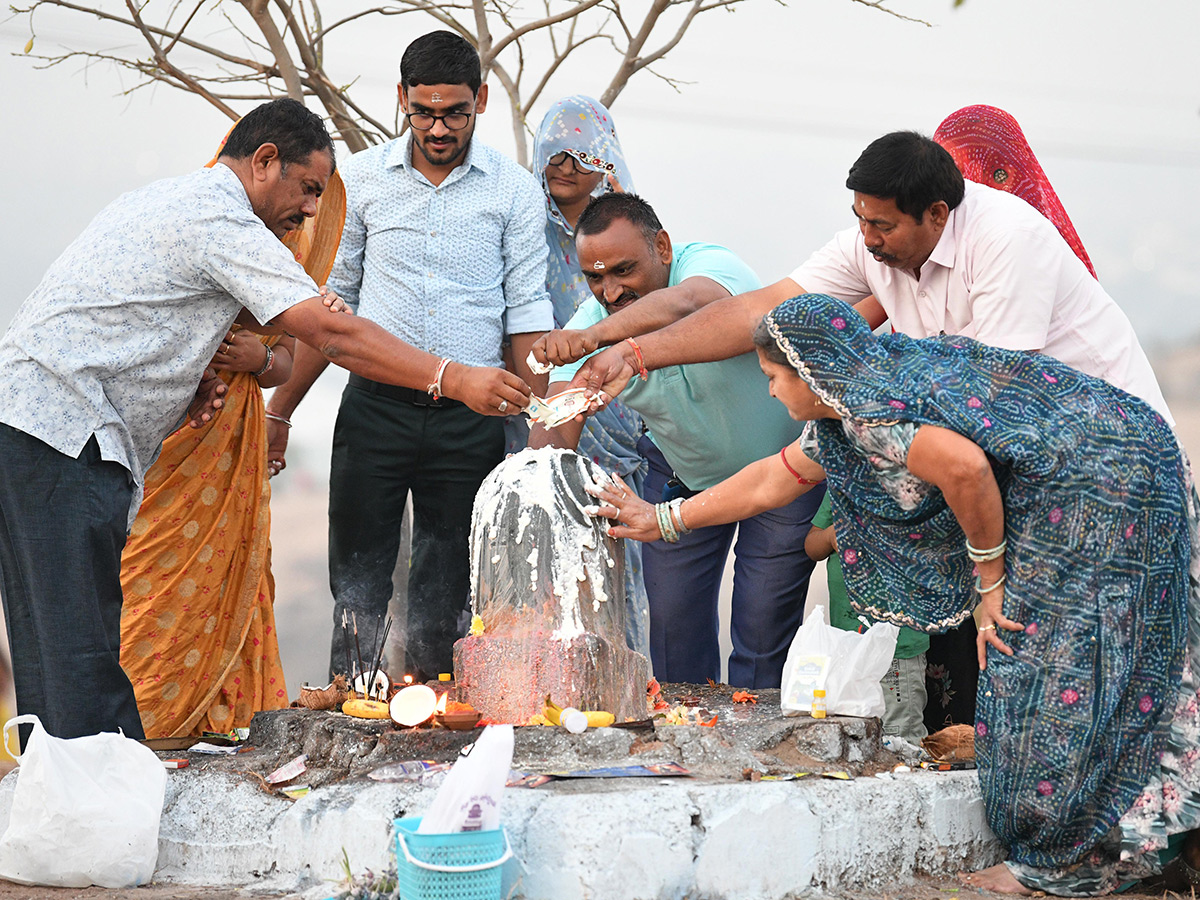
top-left (0, 424), bottom-right (144, 742)
top-left (881, 652), bottom-right (928, 745)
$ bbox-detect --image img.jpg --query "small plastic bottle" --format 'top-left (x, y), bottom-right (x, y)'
top-left (810, 689), bottom-right (827, 719)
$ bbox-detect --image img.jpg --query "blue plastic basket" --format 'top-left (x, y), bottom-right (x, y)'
top-left (393, 817), bottom-right (511, 900)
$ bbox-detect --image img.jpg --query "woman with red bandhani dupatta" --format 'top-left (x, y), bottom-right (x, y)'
top-left (118, 132), bottom-right (346, 738)
top-left (934, 104), bottom-right (1097, 278)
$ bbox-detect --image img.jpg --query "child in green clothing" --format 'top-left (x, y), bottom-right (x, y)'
top-left (804, 493), bottom-right (928, 745)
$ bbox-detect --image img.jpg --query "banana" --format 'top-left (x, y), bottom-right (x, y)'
top-left (342, 698), bottom-right (390, 719)
top-left (583, 710), bottom-right (615, 728)
top-left (543, 695), bottom-right (614, 729)
top-left (547, 696), bottom-right (614, 734)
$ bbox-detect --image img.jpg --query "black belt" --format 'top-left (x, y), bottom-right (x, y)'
top-left (348, 374), bottom-right (462, 408)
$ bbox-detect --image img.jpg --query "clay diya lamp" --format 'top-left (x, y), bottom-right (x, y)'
top-left (435, 695), bottom-right (481, 730)
top-left (436, 709), bottom-right (482, 730)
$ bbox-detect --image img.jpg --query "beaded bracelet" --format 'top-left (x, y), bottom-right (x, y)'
top-left (966, 538), bottom-right (1007, 563)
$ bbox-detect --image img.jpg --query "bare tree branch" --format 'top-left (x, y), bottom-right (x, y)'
top-left (161, 1), bottom-right (206, 56)
top-left (847, 0), bottom-right (929, 25)
top-left (522, 31), bottom-right (605, 118)
top-left (17, 0), bottom-right (274, 72)
top-left (240, 0), bottom-right (305, 99)
top-left (13, 0), bottom-right (926, 168)
top-left (122, 0), bottom-right (240, 119)
top-left (485, 0), bottom-right (604, 61)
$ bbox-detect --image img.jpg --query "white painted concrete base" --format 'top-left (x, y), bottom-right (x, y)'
top-left (0, 766), bottom-right (1001, 898)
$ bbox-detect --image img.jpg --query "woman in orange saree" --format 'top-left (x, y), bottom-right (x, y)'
top-left (118, 144), bottom-right (345, 738)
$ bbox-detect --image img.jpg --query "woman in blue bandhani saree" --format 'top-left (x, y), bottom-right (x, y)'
top-left (592, 294), bottom-right (1200, 897)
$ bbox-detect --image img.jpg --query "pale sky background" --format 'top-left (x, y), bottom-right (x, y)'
top-left (2, 0), bottom-right (1198, 690)
top-left (4, 0), bottom-right (1199, 343)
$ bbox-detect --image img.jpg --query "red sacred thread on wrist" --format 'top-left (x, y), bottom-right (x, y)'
top-left (779, 447), bottom-right (825, 486)
top-left (625, 337), bottom-right (649, 381)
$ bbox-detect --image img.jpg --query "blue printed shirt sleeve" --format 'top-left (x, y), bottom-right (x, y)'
top-left (501, 172), bottom-right (553, 335)
top-left (327, 165), bottom-right (367, 312)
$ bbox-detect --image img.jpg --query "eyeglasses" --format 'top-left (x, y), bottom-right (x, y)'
top-left (546, 150), bottom-right (614, 176)
top-left (405, 111), bottom-right (474, 131)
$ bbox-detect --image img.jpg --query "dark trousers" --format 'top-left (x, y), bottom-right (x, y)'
top-left (0, 424), bottom-right (144, 742)
top-left (327, 383), bottom-right (504, 683)
top-left (639, 436), bottom-right (825, 688)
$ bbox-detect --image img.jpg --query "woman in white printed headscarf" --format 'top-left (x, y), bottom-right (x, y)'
top-left (525, 95), bottom-right (650, 659)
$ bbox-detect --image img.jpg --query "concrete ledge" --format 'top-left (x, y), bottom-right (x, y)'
top-left (0, 702), bottom-right (1002, 898)
top-left (0, 764), bottom-right (1001, 898)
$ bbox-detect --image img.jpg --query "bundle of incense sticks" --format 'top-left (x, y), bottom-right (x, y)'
top-left (352, 611), bottom-right (366, 695)
top-left (339, 611), bottom-right (393, 701)
top-left (341, 609), bottom-right (354, 690)
top-left (366, 615), bottom-right (392, 701)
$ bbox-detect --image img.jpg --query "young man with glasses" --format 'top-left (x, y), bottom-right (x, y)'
top-left (266, 30), bottom-right (552, 684)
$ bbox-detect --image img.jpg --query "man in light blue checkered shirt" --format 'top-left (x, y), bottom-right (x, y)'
top-left (265, 32), bottom-right (553, 682)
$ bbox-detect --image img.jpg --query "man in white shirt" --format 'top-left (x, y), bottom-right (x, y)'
top-left (564, 131), bottom-right (1170, 423)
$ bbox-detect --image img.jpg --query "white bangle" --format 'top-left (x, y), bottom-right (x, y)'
top-left (427, 357), bottom-right (451, 400)
top-left (974, 573), bottom-right (1007, 595)
top-left (966, 539), bottom-right (1006, 562)
top-left (669, 498), bottom-right (691, 535)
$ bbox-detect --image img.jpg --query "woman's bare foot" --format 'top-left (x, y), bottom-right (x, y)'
top-left (958, 863), bottom-right (1033, 894)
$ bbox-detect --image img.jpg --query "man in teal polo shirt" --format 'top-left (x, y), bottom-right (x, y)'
top-left (529, 193), bottom-right (823, 688)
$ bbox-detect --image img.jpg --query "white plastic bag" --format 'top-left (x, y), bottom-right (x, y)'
top-left (780, 605), bottom-right (899, 718)
top-left (419, 724), bottom-right (513, 834)
top-left (0, 714), bottom-right (167, 887)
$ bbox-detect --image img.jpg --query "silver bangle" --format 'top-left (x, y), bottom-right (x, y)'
top-left (669, 497), bottom-right (691, 536)
top-left (966, 538), bottom-right (1006, 562)
top-left (974, 573), bottom-right (1006, 594)
top-left (264, 411), bottom-right (292, 428)
top-left (253, 344), bottom-right (275, 378)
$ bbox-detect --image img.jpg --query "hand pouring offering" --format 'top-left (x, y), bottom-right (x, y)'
top-left (524, 388), bottom-right (597, 428)
top-left (526, 349), bottom-right (553, 375)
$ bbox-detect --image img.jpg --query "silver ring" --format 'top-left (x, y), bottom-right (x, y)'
top-left (498, 400), bottom-right (509, 413)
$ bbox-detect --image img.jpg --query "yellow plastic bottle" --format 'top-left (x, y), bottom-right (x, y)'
top-left (811, 689), bottom-right (827, 719)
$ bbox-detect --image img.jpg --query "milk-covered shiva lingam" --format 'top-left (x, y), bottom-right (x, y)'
top-left (453, 448), bottom-right (649, 724)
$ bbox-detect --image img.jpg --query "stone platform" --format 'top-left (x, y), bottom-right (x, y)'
top-left (0, 687), bottom-right (1001, 899)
